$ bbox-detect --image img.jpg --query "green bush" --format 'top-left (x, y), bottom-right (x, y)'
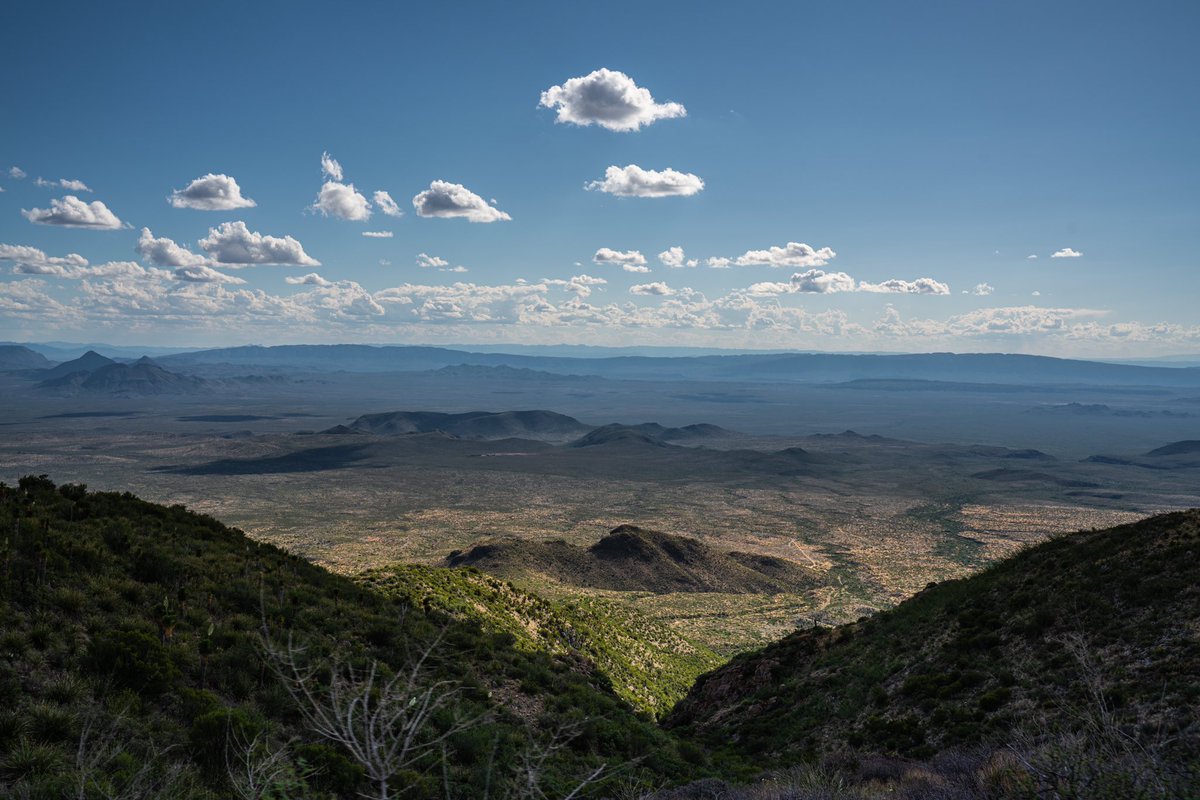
top-left (86, 628), bottom-right (179, 695)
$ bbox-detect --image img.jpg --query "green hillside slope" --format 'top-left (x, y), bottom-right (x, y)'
top-left (0, 477), bottom-right (700, 799)
top-left (359, 564), bottom-right (723, 717)
top-left (668, 510), bottom-right (1200, 780)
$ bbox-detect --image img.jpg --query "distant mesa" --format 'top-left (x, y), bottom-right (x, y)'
top-left (446, 524), bottom-right (821, 595)
top-left (177, 414), bottom-right (279, 423)
top-left (0, 344), bottom-right (54, 371)
top-left (970, 468), bottom-right (1098, 488)
top-left (966, 445), bottom-right (1054, 461)
top-left (1084, 440), bottom-right (1200, 470)
top-left (809, 429), bottom-right (890, 442)
top-left (1031, 402), bottom-right (1192, 419)
top-left (1146, 440), bottom-right (1200, 457)
top-left (330, 409), bottom-right (593, 441)
top-left (568, 422), bottom-right (733, 449)
top-left (431, 363), bottom-right (595, 382)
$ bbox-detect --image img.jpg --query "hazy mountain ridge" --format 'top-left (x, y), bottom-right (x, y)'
top-left (0, 345), bottom-right (55, 371)
top-left (38, 356), bottom-right (210, 396)
top-left (158, 345), bottom-right (1200, 386)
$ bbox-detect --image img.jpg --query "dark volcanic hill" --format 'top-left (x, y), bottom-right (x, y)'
top-left (0, 344), bottom-right (54, 370)
top-left (1147, 440), bottom-right (1200, 457)
top-left (38, 357), bottom-right (208, 395)
top-left (667, 510), bottom-right (1200, 767)
top-left (567, 425), bottom-right (673, 449)
top-left (38, 348), bottom-right (115, 379)
top-left (335, 409), bottom-right (593, 441)
top-left (446, 524), bottom-right (821, 594)
top-left (969, 468), bottom-right (1097, 488)
top-left (1085, 439), bottom-right (1200, 469)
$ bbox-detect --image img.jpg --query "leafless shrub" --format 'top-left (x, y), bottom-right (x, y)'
top-left (224, 725), bottom-right (303, 800)
top-left (260, 622), bottom-right (487, 800)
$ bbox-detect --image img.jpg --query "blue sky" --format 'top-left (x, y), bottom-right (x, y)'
top-left (1, 0), bottom-right (1197, 354)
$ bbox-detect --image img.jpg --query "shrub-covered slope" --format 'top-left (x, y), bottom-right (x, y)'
top-left (668, 510), bottom-right (1200, 768)
top-left (0, 477), bottom-right (701, 799)
top-left (359, 564), bottom-right (723, 717)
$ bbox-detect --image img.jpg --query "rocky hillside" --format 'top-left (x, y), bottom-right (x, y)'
top-left (446, 524), bottom-right (822, 594)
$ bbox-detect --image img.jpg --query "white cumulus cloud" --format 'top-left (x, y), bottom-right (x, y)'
top-left (630, 281), bottom-right (675, 296)
top-left (373, 190), bottom-right (403, 217)
top-left (321, 152), bottom-right (343, 181)
top-left (1051, 247), bottom-right (1082, 258)
top-left (198, 221), bottom-right (320, 266)
top-left (539, 68), bottom-right (686, 132)
top-left (313, 180), bottom-right (372, 221)
top-left (286, 273), bottom-right (332, 286)
top-left (36, 177), bottom-right (91, 192)
top-left (361, 231), bottom-right (393, 238)
top-left (174, 265), bottom-right (246, 284)
top-left (593, 248), bottom-right (647, 269)
top-left (168, 173), bottom-right (256, 210)
top-left (790, 269), bottom-right (857, 293)
top-left (858, 277), bottom-right (951, 295)
top-left (0, 244), bottom-right (89, 271)
top-left (137, 228), bottom-right (208, 267)
top-left (745, 269), bottom-right (950, 295)
top-left (416, 253), bottom-right (449, 268)
top-left (412, 181), bottom-right (511, 222)
top-left (10, 167), bottom-right (26, 179)
top-left (732, 241), bottom-right (836, 268)
top-left (967, 283), bottom-right (995, 296)
top-left (586, 164), bottom-right (704, 197)
top-left (22, 196), bottom-right (124, 229)
top-left (658, 247), bottom-right (698, 268)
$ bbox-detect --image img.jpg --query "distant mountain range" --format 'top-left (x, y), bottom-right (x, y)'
top-left (156, 344), bottom-right (1200, 386)
top-left (7, 341), bottom-right (1200, 387)
top-left (27, 349), bottom-right (210, 396)
top-left (0, 344), bottom-right (54, 370)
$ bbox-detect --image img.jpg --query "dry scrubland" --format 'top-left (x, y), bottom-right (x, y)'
top-left (0, 423), bottom-right (1171, 654)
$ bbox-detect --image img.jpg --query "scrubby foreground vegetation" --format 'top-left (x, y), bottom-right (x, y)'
top-left (1, 476), bottom-right (1197, 799)
top-left (0, 477), bottom-right (699, 798)
top-left (358, 564), bottom-right (722, 718)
